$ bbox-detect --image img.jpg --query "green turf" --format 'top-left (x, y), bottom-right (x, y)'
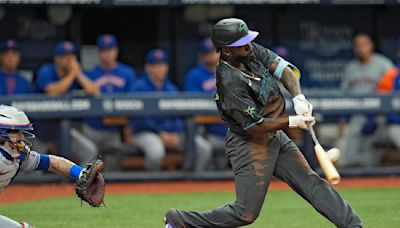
top-left (1, 188), bottom-right (399, 227)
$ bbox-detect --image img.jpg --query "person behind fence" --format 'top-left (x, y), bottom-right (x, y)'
top-left (82, 34), bottom-right (137, 160)
top-left (34, 41), bottom-right (98, 166)
top-left (184, 38), bottom-right (227, 169)
top-left (338, 33), bottom-right (395, 167)
top-left (131, 49), bottom-right (212, 171)
top-left (374, 37), bottom-right (400, 161)
top-left (0, 39), bottom-right (33, 95)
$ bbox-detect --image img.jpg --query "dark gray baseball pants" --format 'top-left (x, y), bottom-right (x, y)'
top-left (175, 130), bottom-right (362, 228)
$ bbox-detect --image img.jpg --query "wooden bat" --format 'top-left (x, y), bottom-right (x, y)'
top-left (309, 125), bottom-right (341, 185)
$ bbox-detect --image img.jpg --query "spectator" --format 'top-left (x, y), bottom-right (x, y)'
top-left (385, 69), bottom-right (400, 159)
top-left (82, 34), bottom-right (136, 158)
top-left (0, 39), bottom-right (33, 95)
top-left (338, 33), bottom-right (395, 167)
top-left (375, 36), bottom-right (400, 92)
top-left (34, 41), bottom-right (98, 165)
top-left (132, 49), bottom-right (212, 171)
top-left (375, 38), bottom-right (400, 160)
top-left (185, 38), bottom-right (227, 169)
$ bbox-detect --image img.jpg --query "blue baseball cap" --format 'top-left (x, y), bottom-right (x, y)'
top-left (0, 39), bottom-right (20, 52)
top-left (54, 41), bottom-right (76, 56)
top-left (97, 34), bottom-right (117, 49)
top-left (145, 49), bottom-right (169, 64)
top-left (199, 38), bottom-right (215, 54)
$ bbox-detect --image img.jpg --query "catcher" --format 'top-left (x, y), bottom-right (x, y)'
top-left (0, 105), bottom-right (105, 228)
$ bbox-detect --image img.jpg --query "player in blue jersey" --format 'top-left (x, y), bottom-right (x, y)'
top-left (85, 34), bottom-right (136, 93)
top-left (34, 41), bottom-right (98, 166)
top-left (36, 41), bottom-right (99, 96)
top-left (83, 34), bottom-right (137, 162)
top-left (185, 38), bottom-right (219, 93)
top-left (0, 39), bottom-right (33, 95)
top-left (184, 38), bottom-right (227, 169)
top-left (132, 49), bottom-right (212, 171)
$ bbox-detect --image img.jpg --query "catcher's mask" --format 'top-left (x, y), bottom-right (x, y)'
top-left (0, 105), bottom-right (35, 160)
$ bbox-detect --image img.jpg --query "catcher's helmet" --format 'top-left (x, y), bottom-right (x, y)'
top-left (211, 18), bottom-right (259, 49)
top-left (0, 105), bottom-right (35, 160)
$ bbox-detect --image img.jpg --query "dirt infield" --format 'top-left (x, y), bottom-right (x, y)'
top-left (1, 177), bottom-right (399, 205)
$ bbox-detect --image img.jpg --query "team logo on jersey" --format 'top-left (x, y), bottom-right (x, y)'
top-left (214, 93), bottom-right (220, 101)
top-left (95, 75), bottom-right (126, 88)
top-left (244, 106), bottom-right (256, 118)
top-left (202, 78), bottom-right (217, 91)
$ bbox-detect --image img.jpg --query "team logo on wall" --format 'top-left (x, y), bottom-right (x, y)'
top-left (299, 21), bottom-right (352, 57)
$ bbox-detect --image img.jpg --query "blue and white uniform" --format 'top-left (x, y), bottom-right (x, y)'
top-left (0, 150), bottom-right (49, 192)
top-left (0, 149), bottom-right (51, 227)
top-left (0, 104), bottom-right (84, 228)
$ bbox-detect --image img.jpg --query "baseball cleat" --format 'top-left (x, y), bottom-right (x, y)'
top-left (326, 148), bottom-right (341, 163)
top-left (164, 209), bottom-right (187, 228)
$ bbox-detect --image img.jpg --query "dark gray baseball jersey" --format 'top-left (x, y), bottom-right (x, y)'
top-left (215, 42), bottom-right (285, 139)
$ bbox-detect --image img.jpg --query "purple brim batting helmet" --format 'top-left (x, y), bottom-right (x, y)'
top-left (226, 30), bottom-right (259, 47)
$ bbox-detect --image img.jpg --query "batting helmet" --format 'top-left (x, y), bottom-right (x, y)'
top-left (211, 18), bottom-right (259, 49)
top-left (0, 105), bottom-right (35, 160)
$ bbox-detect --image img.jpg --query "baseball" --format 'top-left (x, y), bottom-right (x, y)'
top-left (326, 148), bottom-right (341, 163)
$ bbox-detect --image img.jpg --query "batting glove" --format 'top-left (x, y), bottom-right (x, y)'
top-left (289, 115), bottom-right (315, 130)
top-left (292, 94), bottom-right (313, 116)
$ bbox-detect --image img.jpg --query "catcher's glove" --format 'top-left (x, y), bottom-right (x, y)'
top-left (75, 158), bottom-right (105, 207)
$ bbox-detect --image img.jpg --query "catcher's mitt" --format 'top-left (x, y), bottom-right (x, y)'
top-left (75, 158), bottom-right (105, 207)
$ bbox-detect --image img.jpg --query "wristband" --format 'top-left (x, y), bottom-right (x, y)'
top-left (69, 164), bottom-right (83, 179)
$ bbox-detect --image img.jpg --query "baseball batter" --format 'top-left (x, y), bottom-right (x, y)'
top-left (0, 105), bottom-right (104, 228)
top-left (164, 18), bottom-right (362, 228)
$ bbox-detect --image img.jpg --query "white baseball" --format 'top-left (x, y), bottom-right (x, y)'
top-left (326, 148), bottom-right (341, 163)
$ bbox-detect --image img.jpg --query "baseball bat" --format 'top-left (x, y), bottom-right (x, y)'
top-left (309, 125), bottom-right (341, 185)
